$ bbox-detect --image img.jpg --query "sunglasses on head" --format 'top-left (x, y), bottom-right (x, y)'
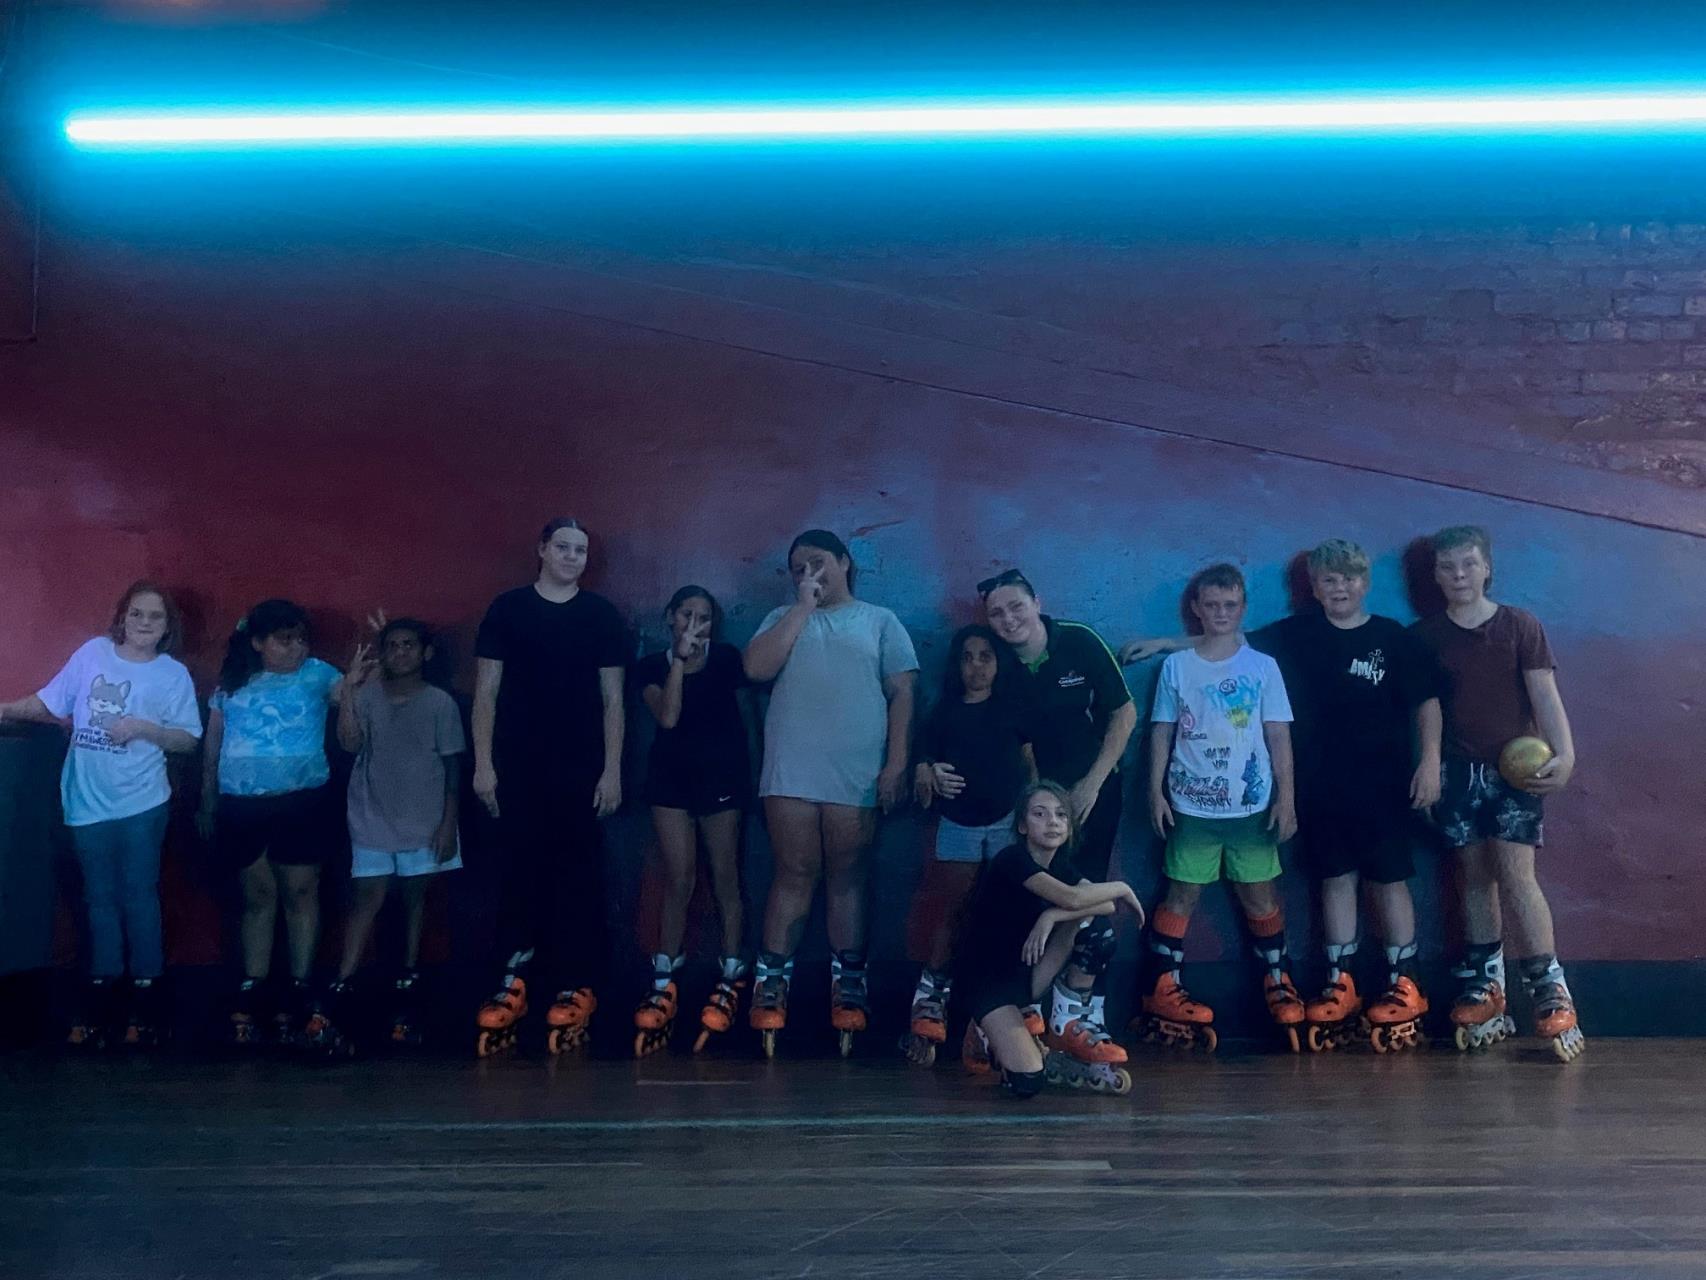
top-left (977, 569), bottom-right (1034, 597)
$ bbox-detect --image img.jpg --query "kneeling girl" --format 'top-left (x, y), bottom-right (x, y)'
top-left (955, 781), bottom-right (1145, 1097)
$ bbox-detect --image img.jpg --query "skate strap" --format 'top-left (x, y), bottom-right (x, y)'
top-left (911, 995), bottom-right (946, 1021)
top-left (754, 954), bottom-right (794, 983)
top-left (1070, 1017), bottom-right (1113, 1046)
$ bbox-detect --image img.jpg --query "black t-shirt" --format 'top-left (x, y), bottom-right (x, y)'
top-left (957, 842), bottom-right (1081, 981)
top-left (921, 694), bottom-right (1034, 828)
top-left (475, 586), bottom-right (630, 775)
top-left (1247, 612), bottom-right (1440, 794)
top-left (1015, 617), bottom-right (1133, 788)
top-left (632, 642), bottom-right (750, 780)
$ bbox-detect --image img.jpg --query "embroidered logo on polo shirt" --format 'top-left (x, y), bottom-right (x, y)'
top-left (1057, 670), bottom-right (1087, 688)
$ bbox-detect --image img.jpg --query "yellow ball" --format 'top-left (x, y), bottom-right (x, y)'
top-left (1498, 736), bottom-right (1554, 787)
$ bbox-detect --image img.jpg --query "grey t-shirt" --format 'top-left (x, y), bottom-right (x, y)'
top-left (755, 599), bottom-right (918, 807)
top-left (346, 682), bottom-right (466, 851)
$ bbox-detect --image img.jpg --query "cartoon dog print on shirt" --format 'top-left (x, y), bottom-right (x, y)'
top-left (86, 674), bottom-right (131, 732)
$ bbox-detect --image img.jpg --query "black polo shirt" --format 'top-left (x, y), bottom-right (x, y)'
top-left (1016, 616), bottom-right (1132, 788)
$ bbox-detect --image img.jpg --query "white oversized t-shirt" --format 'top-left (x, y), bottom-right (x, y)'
top-left (1152, 644), bottom-right (1294, 819)
top-left (36, 638), bottom-right (203, 827)
top-left (754, 600), bottom-right (919, 807)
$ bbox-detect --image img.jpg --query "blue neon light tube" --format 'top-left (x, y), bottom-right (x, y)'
top-left (64, 91), bottom-right (1706, 150)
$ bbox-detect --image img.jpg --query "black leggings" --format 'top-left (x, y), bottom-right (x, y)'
top-left (493, 770), bottom-right (609, 995)
top-left (1073, 773), bottom-right (1125, 881)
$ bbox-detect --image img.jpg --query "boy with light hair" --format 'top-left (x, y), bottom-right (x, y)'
top-left (1412, 525), bottom-right (1584, 1061)
top-left (1123, 539), bottom-right (1445, 1051)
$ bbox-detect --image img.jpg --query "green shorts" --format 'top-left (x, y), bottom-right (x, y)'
top-left (1164, 811), bottom-right (1281, 885)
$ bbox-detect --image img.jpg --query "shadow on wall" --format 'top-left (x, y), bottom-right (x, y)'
top-left (1171, 550), bottom-right (1321, 633)
top-left (1164, 541), bottom-right (1454, 632)
top-left (1403, 537), bottom-right (1449, 618)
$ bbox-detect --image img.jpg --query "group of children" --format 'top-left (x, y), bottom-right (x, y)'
top-left (1, 518), bottom-right (1586, 1087)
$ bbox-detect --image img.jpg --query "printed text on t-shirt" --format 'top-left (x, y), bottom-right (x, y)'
top-left (1347, 649), bottom-right (1387, 687)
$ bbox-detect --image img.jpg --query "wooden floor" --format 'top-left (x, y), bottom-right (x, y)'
top-left (2, 1038), bottom-right (1700, 1279)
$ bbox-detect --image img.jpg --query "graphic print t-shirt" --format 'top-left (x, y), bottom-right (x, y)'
top-left (36, 638), bottom-right (203, 827)
top-left (1248, 613), bottom-right (1441, 795)
top-left (475, 587), bottom-right (631, 779)
top-left (210, 658), bottom-right (342, 797)
top-left (1152, 644), bottom-right (1294, 819)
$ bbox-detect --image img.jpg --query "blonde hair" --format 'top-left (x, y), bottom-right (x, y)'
top-left (1307, 538), bottom-right (1371, 580)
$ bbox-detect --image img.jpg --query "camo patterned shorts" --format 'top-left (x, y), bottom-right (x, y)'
top-left (1434, 757), bottom-right (1544, 848)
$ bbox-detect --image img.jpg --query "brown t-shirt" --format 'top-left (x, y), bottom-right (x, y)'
top-left (1411, 605), bottom-right (1557, 763)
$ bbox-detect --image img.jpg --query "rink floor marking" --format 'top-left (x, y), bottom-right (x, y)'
top-left (290, 1111), bottom-right (1279, 1134)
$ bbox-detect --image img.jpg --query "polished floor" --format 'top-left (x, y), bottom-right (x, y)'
top-left (1, 1037), bottom-right (1699, 1279)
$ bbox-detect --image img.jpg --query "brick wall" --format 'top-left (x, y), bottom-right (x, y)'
top-left (538, 210), bottom-right (1706, 505)
top-left (1234, 221), bottom-right (1706, 490)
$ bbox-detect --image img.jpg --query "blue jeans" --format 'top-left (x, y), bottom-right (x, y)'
top-left (67, 803), bottom-right (169, 978)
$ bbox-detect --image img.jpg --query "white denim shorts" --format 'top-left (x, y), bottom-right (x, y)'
top-left (933, 813), bottom-right (1014, 864)
top-left (350, 840), bottom-right (463, 879)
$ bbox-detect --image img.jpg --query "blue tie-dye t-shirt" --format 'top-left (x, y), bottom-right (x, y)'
top-left (210, 658), bottom-right (342, 796)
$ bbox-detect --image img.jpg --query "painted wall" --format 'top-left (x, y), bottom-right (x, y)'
top-left (3, 165), bottom-right (1704, 998)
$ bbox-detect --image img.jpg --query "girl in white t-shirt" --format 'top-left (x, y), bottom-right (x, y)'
top-left (1, 581), bottom-right (203, 1047)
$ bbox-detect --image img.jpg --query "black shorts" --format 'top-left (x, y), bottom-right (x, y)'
top-left (958, 965), bottom-right (1036, 1023)
top-left (218, 786), bottom-right (335, 869)
top-left (645, 757), bottom-right (750, 818)
top-left (1295, 791), bottom-right (1417, 884)
top-left (1434, 757), bottom-right (1544, 849)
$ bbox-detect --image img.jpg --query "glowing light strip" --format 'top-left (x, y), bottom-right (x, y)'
top-left (64, 92), bottom-right (1706, 149)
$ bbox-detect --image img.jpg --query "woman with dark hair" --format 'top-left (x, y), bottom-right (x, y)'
top-left (629, 585), bottom-right (753, 1055)
top-left (743, 529), bottom-right (918, 1057)
top-left (901, 624), bottom-right (1036, 1066)
top-left (955, 781), bottom-right (1144, 1097)
top-left (1, 581), bottom-right (202, 1047)
top-left (200, 598), bottom-right (348, 1050)
top-left (470, 516), bottom-right (630, 1056)
top-left (980, 568), bottom-right (1136, 1058)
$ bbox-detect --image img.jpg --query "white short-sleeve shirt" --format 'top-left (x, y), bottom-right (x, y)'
top-left (36, 638), bottom-right (203, 827)
top-left (1152, 643), bottom-right (1293, 819)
